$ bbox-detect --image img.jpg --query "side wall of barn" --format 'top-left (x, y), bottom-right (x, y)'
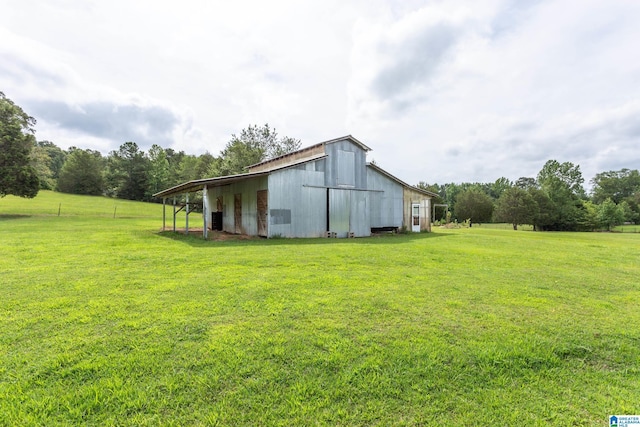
top-left (366, 167), bottom-right (404, 229)
top-left (403, 188), bottom-right (432, 232)
top-left (268, 160), bottom-right (327, 238)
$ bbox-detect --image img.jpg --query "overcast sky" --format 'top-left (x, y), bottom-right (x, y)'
top-left (2, 0), bottom-right (639, 187)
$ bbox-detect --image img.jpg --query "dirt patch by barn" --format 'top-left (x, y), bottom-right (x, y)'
top-left (161, 228), bottom-right (260, 241)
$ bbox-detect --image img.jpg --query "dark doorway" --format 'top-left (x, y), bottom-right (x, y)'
top-left (257, 190), bottom-right (268, 237)
top-left (234, 194), bottom-right (242, 234)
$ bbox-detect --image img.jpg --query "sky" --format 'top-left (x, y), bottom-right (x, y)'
top-left (2, 0), bottom-right (639, 188)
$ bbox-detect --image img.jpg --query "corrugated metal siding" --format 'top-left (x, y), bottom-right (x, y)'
top-left (349, 190), bottom-right (370, 237)
top-left (324, 140), bottom-right (367, 190)
top-left (367, 167), bottom-right (403, 228)
top-left (329, 189), bottom-right (350, 237)
top-left (268, 163), bottom-right (326, 238)
top-left (336, 150), bottom-right (355, 186)
top-left (327, 189), bottom-right (370, 237)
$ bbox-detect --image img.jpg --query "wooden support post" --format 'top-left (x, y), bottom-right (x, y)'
top-left (185, 192), bottom-right (189, 235)
top-left (173, 196), bottom-right (176, 232)
top-left (162, 198), bottom-right (166, 231)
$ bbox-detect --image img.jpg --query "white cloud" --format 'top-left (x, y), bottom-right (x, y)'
top-left (1, 0), bottom-right (639, 186)
top-left (346, 0), bottom-right (640, 185)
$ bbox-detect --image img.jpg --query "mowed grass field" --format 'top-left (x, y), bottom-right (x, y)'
top-left (1, 191), bottom-right (639, 426)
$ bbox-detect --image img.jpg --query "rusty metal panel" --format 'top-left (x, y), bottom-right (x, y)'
top-left (234, 194), bottom-right (242, 234)
top-left (248, 144), bottom-right (325, 172)
top-left (257, 189), bottom-right (268, 236)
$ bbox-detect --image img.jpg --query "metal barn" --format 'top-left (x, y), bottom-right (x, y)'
top-left (154, 136), bottom-right (437, 238)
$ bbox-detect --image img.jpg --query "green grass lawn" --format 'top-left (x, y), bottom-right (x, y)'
top-left (1, 191), bottom-right (639, 426)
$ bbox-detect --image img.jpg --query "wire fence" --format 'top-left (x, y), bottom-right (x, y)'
top-left (442, 223), bottom-right (640, 233)
top-left (615, 225), bottom-right (640, 233)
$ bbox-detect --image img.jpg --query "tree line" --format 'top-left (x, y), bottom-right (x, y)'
top-left (419, 161), bottom-right (640, 231)
top-left (2, 90), bottom-right (300, 201)
top-left (2, 91), bottom-right (638, 231)
top-left (50, 125), bottom-right (300, 201)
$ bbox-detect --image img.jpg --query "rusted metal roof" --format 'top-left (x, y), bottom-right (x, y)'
top-left (152, 171), bottom-right (270, 198)
top-left (247, 135), bottom-right (371, 171)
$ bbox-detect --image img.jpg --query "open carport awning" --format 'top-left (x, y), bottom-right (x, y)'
top-left (152, 170), bottom-right (271, 199)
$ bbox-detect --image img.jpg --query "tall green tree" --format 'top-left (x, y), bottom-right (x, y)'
top-left (37, 141), bottom-right (67, 181)
top-left (590, 169), bottom-right (640, 223)
top-left (590, 169), bottom-right (640, 204)
top-left (537, 160), bottom-right (586, 198)
top-left (57, 148), bottom-right (105, 195)
top-left (536, 160), bottom-right (586, 230)
top-left (440, 182), bottom-right (463, 219)
top-left (424, 182), bottom-right (495, 221)
top-left (105, 142), bottom-right (150, 201)
top-left (619, 200), bottom-right (638, 224)
top-left (598, 198), bottom-right (625, 231)
top-left (29, 141), bottom-right (66, 190)
top-left (515, 177), bottom-right (538, 190)
top-left (494, 187), bottom-right (538, 230)
top-left (194, 153), bottom-right (217, 179)
top-left (454, 189), bottom-right (494, 223)
top-left (211, 124), bottom-right (301, 176)
top-left (417, 182), bottom-right (447, 220)
top-left (580, 200), bottom-right (600, 231)
top-left (164, 148), bottom-right (187, 187)
top-left (175, 154), bottom-right (199, 183)
top-left (528, 188), bottom-right (554, 231)
top-left (147, 144), bottom-right (170, 197)
top-left (0, 92), bottom-right (39, 198)
top-left (30, 145), bottom-right (56, 190)
top-left (489, 177), bottom-right (512, 200)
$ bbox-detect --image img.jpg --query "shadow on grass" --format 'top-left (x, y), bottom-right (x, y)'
top-left (0, 214), bottom-right (32, 221)
top-left (156, 229), bottom-right (453, 248)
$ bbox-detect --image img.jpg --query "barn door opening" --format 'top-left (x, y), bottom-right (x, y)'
top-left (257, 190), bottom-right (268, 237)
top-left (234, 194), bottom-right (242, 234)
top-left (411, 203), bottom-right (420, 232)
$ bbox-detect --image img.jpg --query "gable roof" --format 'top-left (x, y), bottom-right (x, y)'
top-left (153, 136), bottom-right (434, 199)
top-left (323, 134), bottom-right (372, 152)
top-left (367, 162), bottom-right (439, 198)
top-left (248, 134), bottom-right (371, 172)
